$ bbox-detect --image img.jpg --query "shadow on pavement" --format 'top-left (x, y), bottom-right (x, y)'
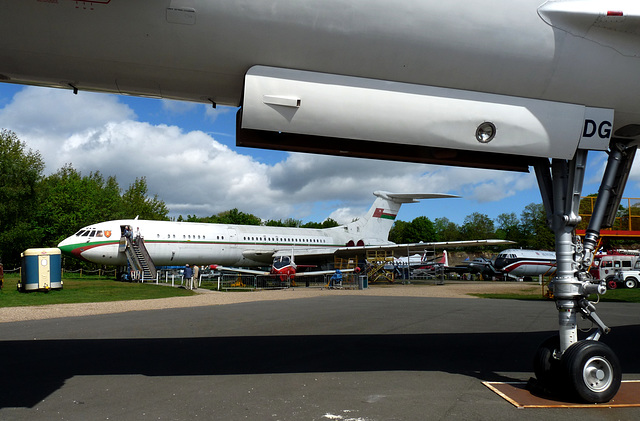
top-left (2, 325), bottom-right (640, 408)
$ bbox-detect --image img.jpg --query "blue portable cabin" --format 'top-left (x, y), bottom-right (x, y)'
top-left (19, 248), bottom-right (63, 292)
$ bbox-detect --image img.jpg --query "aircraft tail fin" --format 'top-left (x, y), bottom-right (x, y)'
top-left (342, 191), bottom-right (459, 244)
top-left (442, 250), bottom-right (449, 268)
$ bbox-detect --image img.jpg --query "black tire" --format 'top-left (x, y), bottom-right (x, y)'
top-left (607, 279), bottom-right (618, 290)
top-left (624, 277), bottom-right (638, 289)
top-left (533, 335), bottom-right (562, 393)
top-left (561, 340), bottom-right (621, 403)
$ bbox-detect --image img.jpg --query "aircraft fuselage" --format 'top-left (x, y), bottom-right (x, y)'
top-left (1, 0), bottom-right (640, 133)
top-left (58, 218), bottom-right (389, 267)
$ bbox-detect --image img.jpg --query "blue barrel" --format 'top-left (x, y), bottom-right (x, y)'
top-left (20, 248), bottom-right (63, 292)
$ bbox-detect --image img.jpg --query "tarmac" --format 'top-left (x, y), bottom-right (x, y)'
top-left (1, 293), bottom-right (640, 420)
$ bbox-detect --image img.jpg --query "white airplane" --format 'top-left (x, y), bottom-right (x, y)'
top-left (493, 249), bottom-right (557, 281)
top-left (59, 191), bottom-right (503, 264)
top-left (1, 0), bottom-right (637, 403)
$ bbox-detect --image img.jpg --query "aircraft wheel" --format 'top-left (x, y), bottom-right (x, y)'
top-left (561, 340), bottom-right (621, 403)
top-left (533, 335), bottom-right (562, 393)
top-left (624, 277), bottom-right (637, 289)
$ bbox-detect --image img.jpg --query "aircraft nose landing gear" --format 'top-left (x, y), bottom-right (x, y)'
top-left (532, 140), bottom-right (635, 403)
top-left (534, 338), bottom-right (622, 403)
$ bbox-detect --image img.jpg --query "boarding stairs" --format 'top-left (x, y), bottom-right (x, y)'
top-left (366, 250), bottom-right (395, 283)
top-left (334, 256), bottom-right (358, 271)
top-left (122, 236), bottom-right (157, 281)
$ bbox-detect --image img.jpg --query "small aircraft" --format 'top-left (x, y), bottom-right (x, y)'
top-left (3, 0), bottom-right (640, 403)
top-left (212, 254), bottom-right (359, 284)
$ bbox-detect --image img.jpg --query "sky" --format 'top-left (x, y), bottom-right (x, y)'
top-left (1, 83), bottom-right (639, 226)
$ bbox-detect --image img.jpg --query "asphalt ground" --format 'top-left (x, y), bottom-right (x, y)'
top-left (1, 295), bottom-right (640, 420)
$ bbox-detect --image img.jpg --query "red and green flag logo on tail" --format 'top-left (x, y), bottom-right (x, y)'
top-left (372, 208), bottom-right (397, 220)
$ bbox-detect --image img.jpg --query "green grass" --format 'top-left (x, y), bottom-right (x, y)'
top-left (473, 287), bottom-right (640, 303)
top-left (0, 273), bottom-right (195, 308)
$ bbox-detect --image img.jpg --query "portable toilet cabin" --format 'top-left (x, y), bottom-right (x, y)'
top-left (19, 248), bottom-right (63, 292)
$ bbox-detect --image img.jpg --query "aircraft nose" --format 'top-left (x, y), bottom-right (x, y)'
top-left (57, 235), bottom-right (78, 256)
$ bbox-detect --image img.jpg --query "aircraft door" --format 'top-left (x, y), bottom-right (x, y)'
top-left (216, 228), bottom-right (239, 265)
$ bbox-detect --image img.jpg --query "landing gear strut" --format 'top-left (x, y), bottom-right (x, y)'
top-left (531, 140), bottom-right (636, 403)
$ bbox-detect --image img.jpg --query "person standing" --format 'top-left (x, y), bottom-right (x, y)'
top-left (124, 226), bottom-right (132, 242)
top-left (192, 265), bottom-right (200, 289)
top-left (183, 264), bottom-right (193, 290)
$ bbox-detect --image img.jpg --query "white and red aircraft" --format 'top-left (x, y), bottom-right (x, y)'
top-left (493, 249), bottom-right (557, 281)
top-left (1, 0), bottom-right (638, 402)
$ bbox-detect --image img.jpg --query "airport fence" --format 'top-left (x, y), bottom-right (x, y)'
top-left (1, 267), bottom-right (117, 277)
top-left (198, 273), bottom-right (367, 291)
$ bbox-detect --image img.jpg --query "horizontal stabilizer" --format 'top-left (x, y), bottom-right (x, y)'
top-left (374, 191), bottom-right (460, 204)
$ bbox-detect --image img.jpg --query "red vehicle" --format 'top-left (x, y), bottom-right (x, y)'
top-left (589, 251), bottom-right (640, 288)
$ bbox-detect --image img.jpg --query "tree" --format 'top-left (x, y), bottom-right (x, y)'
top-left (321, 218), bottom-right (340, 229)
top-left (0, 129), bottom-right (45, 265)
top-left (433, 217), bottom-right (460, 241)
top-left (214, 208), bottom-right (261, 225)
top-left (299, 218), bottom-right (339, 229)
top-left (121, 177), bottom-right (169, 220)
top-left (495, 212), bottom-right (521, 243)
top-left (461, 212), bottom-right (495, 240)
top-left (36, 165), bottom-right (126, 247)
top-left (389, 220), bottom-right (410, 243)
top-left (405, 216), bottom-right (437, 243)
top-left (520, 203), bottom-right (554, 249)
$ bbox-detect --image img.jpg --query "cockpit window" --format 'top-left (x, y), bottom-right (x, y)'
top-left (89, 230), bottom-right (97, 237)
top-left (76, 230), bottom-right (86, 236)
top-left (96, 231), bottom-right (103, 237)
top-left (81, 230), bottom-right (91, 236)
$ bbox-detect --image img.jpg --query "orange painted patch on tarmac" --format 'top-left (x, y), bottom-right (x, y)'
top-left (483, 380), bottom-right (640, 408)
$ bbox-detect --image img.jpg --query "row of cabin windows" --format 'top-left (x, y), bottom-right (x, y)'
top-left (76, 229), bottom-right (325, 244)
top-left (242, 236), bottom-right (326, 243)
top-left (155, 234), bottom-right (225, 240)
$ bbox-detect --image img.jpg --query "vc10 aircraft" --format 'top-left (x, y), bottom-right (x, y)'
top-left (59, 192), bottom-right (472, 263)
top-left (2, 0), bottom-right (639, 403)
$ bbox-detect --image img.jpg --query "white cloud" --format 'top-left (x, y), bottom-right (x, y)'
top-left (0, 87), bottom-right (134, 138)
top-left (161, 99), bottom-right (198, 114)
top-left (328, 207), bottom-right (362, 225)
top-left (204, 104), bottom-right (234, 122)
